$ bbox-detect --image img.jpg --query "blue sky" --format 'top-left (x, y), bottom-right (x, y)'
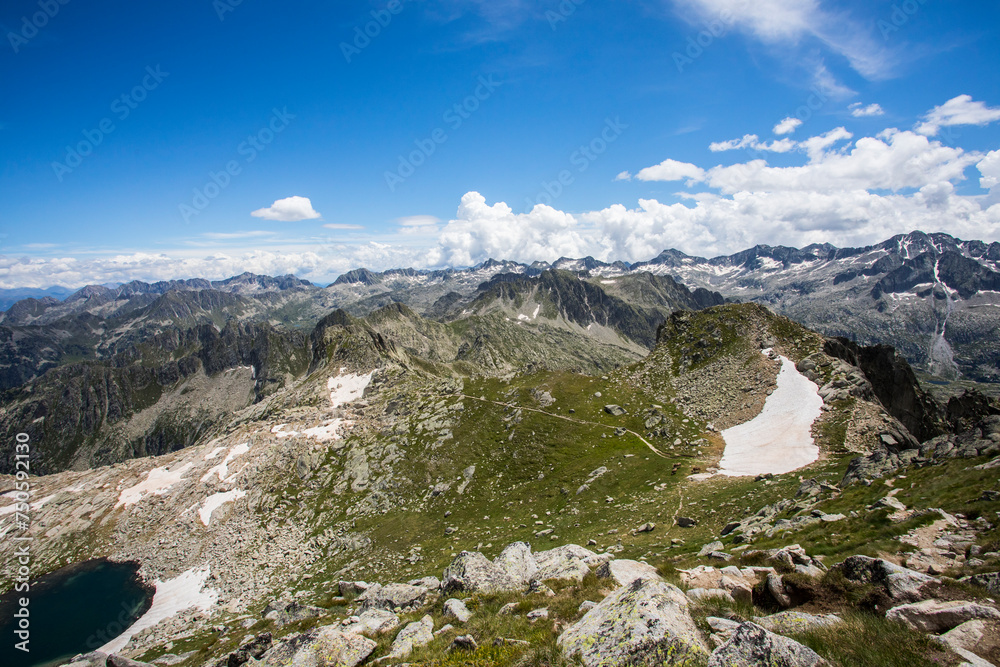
top-left (1, 0), bottom-right (999, 287)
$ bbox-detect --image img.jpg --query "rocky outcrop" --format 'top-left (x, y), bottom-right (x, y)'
top-left (707, 622), bottom-right (829, 667)
top-left (557, 578), bottom-right (708, 666)
top-left (385, 615), bottom-right (434, 659)
top-left (823, 337), bottom-right (944, 442)
top-left (442, 551), bottom-right (523, 594)
top-left (493, 541), bottom-right (538, 584)
top-left (886, 599), bottom-right (1000, 633)
top-left (596, 559), bottom-right (663, 587)
top-left (356, 582), bottom-right (435, 612)
top-left (838, 555), bottom-right (937, 602)
top-left (533, 544), bottom-right (596, 582)
top-left (257, 625), bottom-right (376, 667)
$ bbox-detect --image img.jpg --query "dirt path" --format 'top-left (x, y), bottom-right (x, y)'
top-left (457, 393), bottom-right (669, 459)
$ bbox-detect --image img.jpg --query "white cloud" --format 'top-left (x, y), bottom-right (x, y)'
top-left (709, 134), bottom-right (797, 154)
top-left (773, 117), bottom-right (803, 135)
top-left (635, 159), bottom-right (706, 183)
top-left (916, 95), bottom-right (1000, 136)
top-left (672, 0), bottom-right (891, 81)
top-left (202, 231), bottom-right (276, 240)
top-left (980, 150), bottom-right (1000, 191)
top-left (397, 215), bottom-right (442, 236)
top-left (850, 102), bottom-right (885, 118)
top-left (322, 223), bottom-right (365, 230)
top-left (251, 196), bottom-right (322, 222)
top-left (615, 171), bottom-right (633, 181)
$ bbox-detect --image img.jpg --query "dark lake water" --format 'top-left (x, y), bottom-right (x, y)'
top-left (0, 559), bottom-right (154, 667)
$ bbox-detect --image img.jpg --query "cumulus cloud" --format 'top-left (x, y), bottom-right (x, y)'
top-left (251, 196), bottom-right (322, 222)
top-left (850, 102), bottom-right (885, 118)
top-left (916, 95), bottom-right (1000, 136)
top-left (615, 171), bottom-right (633, 181)
top-left (635, 159), bottom-right (706, 183)
top-left (773, 118), bottom-right (803, 135)
top-left (980, 150), bottom-right (1000, 191)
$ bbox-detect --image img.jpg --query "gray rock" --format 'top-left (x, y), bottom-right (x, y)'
top-left (754, 611), bottom-right (843, 634)
top-left (596, 559), bottom-right (662, 587)
top-left (604, 405), bottom-right (627, 416)
top-left (493, 541), bottom-right (539, 584)
top-left (534, 544), bottom-right (595, 582)
top-left (558, 578), bottom-right (709, 667)
top-left (578, 600), bottom-right (598, 613)
top-left (886, 599), bottom-right (1000, 633)
top-left (699, 541), bottom-right (725, 557)
top-left (766, 572), bottom-right (792, 608)
top-left (357, 582), bottom-right (434, 612)
top-left (386, 615), bottom-right (434, 659)
top-left (443, 598), bottom-right (473, 623)
top-left (338, 581), bottom-right (370, 597)
top-left (527, 607), bottom-right (549, 621)
top-left (635, 522), bottom-right (656, 533)
top-left (939, 620), bottom-right (1000, 666)
top-left (450, 635), bottom-right (478, 651)
top-left (223, 632), bottom-right (272, 667)
top-left (261, 600), bottom-right (324, 627)
top-left (407, 576), bottom-right (440, 589)
top-left (962, 571), bottom-right (1000, 595)
top-left (342, 609), bottom-right (400, 635)
top-left (676, 516), bottom-right (698, 528)
top-left (708, 622), bottom-right (830, 666)
top-left (839, 555), bottom-right (937, 601)
top-left (257, 626), bottom-right (376, 667)
top-left (442, 551), bottom-right (522, 594)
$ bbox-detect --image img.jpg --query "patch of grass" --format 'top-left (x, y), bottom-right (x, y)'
top-left (790, 610), bottom-right (959, 667)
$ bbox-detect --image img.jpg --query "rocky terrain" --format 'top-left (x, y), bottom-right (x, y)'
top-left (2, 301), bottom-right (999, 666)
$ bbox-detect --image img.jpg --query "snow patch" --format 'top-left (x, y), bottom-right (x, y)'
top-left (116, 463), bottom-right (194, 508)
top-left (203, 446), bottom-right (226, 461)
top-left (198, 489), bottom-right (247, 526)
top-left (717, 353), bottom-right (823, 477)
top-left (328, 370), bottom-right (374, 409)
top-left (101, 567), bottom-right (218, 654)
top-left (302, 418), bottom-right (352, 441)
top-left (200, 443), bottom-right (250, 483)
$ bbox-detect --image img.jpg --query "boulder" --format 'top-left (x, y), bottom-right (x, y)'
top-left (443, 598), bottom-right (473, 623)
top-left (764, 572), bottom-right (792, 609)
top-left (886, 599), bottom-right (1000, 633)
top-left (708, 622), bottom-right (829, 667)
top-left (527, 607), bottom-right (549, 621)
top-left (386, 615), bottom-right (434, 659)
top-left (261, 600), bottom-right (324, 627)
top-left (604, 405), bottom-right (627, 416)
top-left (677, 516), bottom-right (698, 528)
top-left (557, 578), bottom-right (709, 666)
top-left (534, 545), bottom-right (595, 582)
top-left (754, 612), bottom-right (843, 634)
top-left (342, 609), bottom-right (400, 635)
top-left (357, 582), bottom-right (434, 612)
top-left (493, 541), bottom-right (539, 584)
top-left (838, 555), bottom-right (937, 601)
top-left (939, 620), bottom-right (1000, 666)
top-left (407, 576), bottom-right (440, 589)
top-left (257, 626), bottom-right (376, 667)
top-left (442, 551), bottom-right (522, 594)
top-left (699, 541), bottom-right (725, 557)
top-left (962, 571), bottom-right (1000, 596)
top-left (596, 559), bottom-right (663, 587)
top-left (224, 632), bottom-right (272, 667)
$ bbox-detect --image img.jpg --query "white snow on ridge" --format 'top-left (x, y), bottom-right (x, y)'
top-left (302, 419), bottom-right (352, 441)
top-left (198, 489), bottom-right (246, 526)
top-left (718, 352), bottom-right (823, 477)
top-left (101, 567), bottom-right (218, 654)
top-left (116, 463), bottom-right (194, 508)
top-left (328, 369), bottom-right (374, 409)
